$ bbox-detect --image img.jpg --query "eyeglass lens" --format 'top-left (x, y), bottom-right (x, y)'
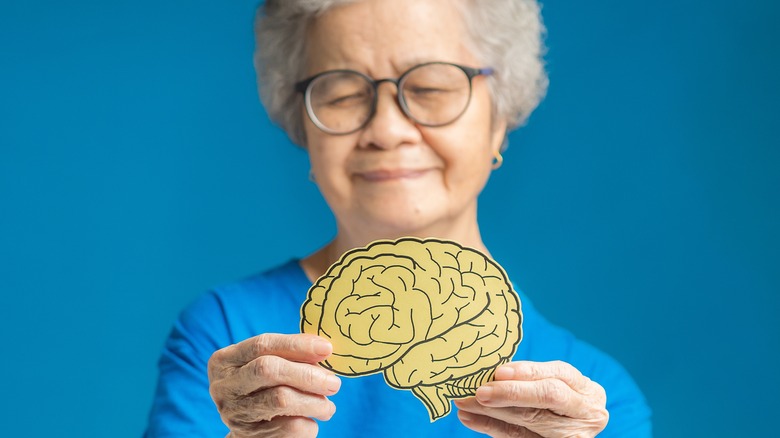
top-left (306, 63), bottom-right (473, 134)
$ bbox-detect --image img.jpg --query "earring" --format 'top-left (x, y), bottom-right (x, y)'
top-left (492, 150), bottom-right (504, 170)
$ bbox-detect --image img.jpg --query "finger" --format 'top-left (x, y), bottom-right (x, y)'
top-left (457, 410), bottom-right (543, 438)
top-left (457, 398), bottom-right (607, 438)
top-left (475, 378), bottom-right (588, 418)
top-left (226, 415), bottom-right (318, 438)
top-left (494, 361), bottom-right (591, 393)
top-left (225, 355), bottom-right (341, 397)
top-left (225, 385), bottom-right (337, 423)
top-left (457, 397), bottom-right (567, 430)
top-left (212, 333), bottom-right (332, 369)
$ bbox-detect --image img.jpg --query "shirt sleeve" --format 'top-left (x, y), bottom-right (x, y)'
top-left (517, 295), bottom-right (653, 437)
top-left (143, 291), bottom-right (231, 438)
top-left (567, 337), bottom-right (653, 437)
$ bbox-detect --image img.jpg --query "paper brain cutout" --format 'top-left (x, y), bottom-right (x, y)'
top-left (301, 238), bottom-right (523, 421)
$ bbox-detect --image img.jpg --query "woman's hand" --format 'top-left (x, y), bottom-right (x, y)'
top-left (454, 361), bottom-right (608, 438)
top-left (207, 333), bottom-right (341, 438)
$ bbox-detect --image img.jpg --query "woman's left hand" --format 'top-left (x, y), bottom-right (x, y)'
top-left (453, 360), bottom-right (609, 438)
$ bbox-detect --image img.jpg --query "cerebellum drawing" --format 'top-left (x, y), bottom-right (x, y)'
top-left (300, 237), bottom-right (523, 421)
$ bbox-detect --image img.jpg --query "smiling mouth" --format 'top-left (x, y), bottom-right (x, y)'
top-left (356, 169), bottom-right (431, 182)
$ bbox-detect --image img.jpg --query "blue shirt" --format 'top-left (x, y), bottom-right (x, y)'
top-left (144, 259), bottom-right (652, 437)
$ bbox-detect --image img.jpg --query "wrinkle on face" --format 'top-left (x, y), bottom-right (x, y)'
top-left (301, 0), bottom-right (507, 243)
top-left (304, 0), bottom-right (473, 78)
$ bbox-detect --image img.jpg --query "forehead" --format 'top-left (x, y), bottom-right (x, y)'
top-left (304, 0), bottom-right (474, 76)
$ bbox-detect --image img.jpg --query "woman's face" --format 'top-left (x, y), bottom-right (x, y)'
top-left (303, 0), bottom-right (506, 239)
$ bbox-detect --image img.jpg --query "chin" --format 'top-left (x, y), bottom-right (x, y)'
top-left (360, 209), bottom-right (448, 239)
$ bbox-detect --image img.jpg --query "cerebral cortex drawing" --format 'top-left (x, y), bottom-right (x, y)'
top-left (300, 237), bottom-right (523, 421)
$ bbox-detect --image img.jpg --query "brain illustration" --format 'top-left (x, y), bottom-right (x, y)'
top-left (300, 238), bottom-right (523, 421)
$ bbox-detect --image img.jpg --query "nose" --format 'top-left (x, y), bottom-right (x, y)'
top-left (357, 81), bottom-right (422, 150)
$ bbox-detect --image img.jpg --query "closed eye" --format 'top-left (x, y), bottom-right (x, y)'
top-left (407, 86), bottom-right (451, 95)
top-left (326, 92), bottom-right (370, 107)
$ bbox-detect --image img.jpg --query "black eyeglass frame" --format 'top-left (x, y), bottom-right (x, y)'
top-left (294, 61), bottom-right (494, 135)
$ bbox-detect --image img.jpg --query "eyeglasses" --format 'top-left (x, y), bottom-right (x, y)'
top-left (295, 62), bottom-right (493, 135)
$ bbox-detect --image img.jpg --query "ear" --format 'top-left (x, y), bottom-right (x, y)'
top-left (490, 117), bottom-right (509, 155)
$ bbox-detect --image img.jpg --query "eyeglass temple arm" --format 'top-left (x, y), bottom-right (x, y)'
top-left (463, 66), bottom-right (494, 78)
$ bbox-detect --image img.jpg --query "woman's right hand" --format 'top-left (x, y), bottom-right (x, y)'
top-left (208, 333), bottom-right (341, 437)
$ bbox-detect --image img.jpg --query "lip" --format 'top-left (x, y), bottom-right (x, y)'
top-left (355, 168), bottom-right (431, 182)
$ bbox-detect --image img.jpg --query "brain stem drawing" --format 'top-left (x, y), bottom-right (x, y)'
top-left (301, 238), bottom-right (523, 421)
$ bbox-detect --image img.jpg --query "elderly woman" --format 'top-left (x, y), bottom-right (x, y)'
top-left (145, 0), bottom-right (651, 436)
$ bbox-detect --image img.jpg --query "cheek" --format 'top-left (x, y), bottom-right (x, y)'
top-left (433, 118), bottom-right (495, 175)
top-left (306, 127), bottom-right (341, 172)
top-left (306, 133), bottom-right (357, 195)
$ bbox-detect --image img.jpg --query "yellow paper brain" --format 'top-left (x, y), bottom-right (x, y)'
top-left (300, 238), bottom-right (522, 421)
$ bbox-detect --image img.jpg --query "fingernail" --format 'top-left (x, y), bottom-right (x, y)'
top-left (325, 375), bottom-right (341, 393)
top-left (494, 366), bottom-right (514, 380)
top-left (458, 410), bottom-right (475, 423)
top-left (476, 386), bottom-right (493, 403)
top-left (314, 340), bottom-right (332, 356)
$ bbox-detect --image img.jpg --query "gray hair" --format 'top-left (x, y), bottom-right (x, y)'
top-left (254, 0), bottom-right (548, 147)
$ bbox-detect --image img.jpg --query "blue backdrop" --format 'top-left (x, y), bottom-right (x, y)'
top-left (1, 0), bottom-right (778, 436)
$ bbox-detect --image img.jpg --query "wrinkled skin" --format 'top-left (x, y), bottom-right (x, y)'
top-left (213, 0), bottom-right (609, 434)
top-left (207, 334), bottom-right (341, 438)
top-left (208, 334), bottom-right (607, 437)
top-left (453, 361), bottom-right (609, 437)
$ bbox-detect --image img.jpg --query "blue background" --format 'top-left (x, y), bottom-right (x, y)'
top-left (1, 0), bottom-right (778, 436)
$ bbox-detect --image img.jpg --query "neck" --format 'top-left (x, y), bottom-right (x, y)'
top-left (300, 211), bottom-right (489, 282)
